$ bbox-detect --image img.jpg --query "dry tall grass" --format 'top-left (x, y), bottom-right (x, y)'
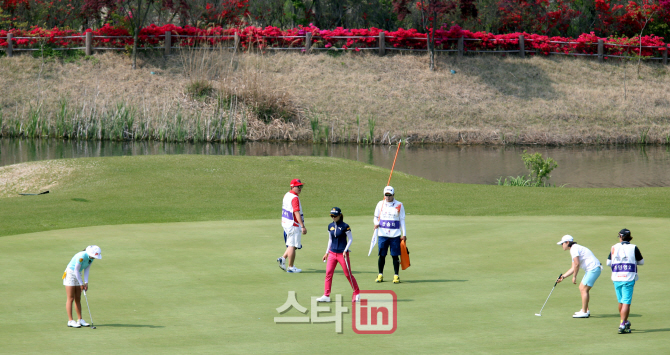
top-left (1, 50), bottom-right (669, 144)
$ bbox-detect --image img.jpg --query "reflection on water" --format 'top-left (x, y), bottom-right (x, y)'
top-left (2, 138), bottom-right (670, 188)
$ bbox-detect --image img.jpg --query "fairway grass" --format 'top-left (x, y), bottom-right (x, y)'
top-left (1, 155), bottom-right (669, 354)
top-left (1, 217), bottom-right (668, 354)
top-left (1, 155), bottom-right (670, 237)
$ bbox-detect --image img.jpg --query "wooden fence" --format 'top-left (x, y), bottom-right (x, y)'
top-left (2, 32), bottom-right (668, 65)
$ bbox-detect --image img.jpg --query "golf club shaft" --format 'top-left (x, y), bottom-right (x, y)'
top-left (537, 274), bottom-right (563, 315)
top-left (537, 285), bottom-right (556, 315)
top-left (387, 140), bottom-right (402, 186)
top-left (83, 290), bottom-right (94, 327)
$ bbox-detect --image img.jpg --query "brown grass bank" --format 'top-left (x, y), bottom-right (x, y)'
top-left (1, 50), bottom-right (669, 145)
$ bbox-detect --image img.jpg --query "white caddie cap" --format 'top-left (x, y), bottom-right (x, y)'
top-left (85, 245), bottom-right (102, 259)
top-left (557, 235), bottom-right (574, 245)
top-left (383, 186), bottom-right (394, 195)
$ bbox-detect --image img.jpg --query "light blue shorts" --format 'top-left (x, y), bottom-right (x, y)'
top-left (613, 281), bottom-right (636, 305)
top-left (581, 267), bottom-right (601, 287)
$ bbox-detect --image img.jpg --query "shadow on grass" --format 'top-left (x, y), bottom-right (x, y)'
top-left (96, 324), bottom-right (164, 328)
top-left (591, 314), bottom-right (642, 318)
top-left (401, 279), bottom-right (468, 283)
top-left (72, 198), bottom-right (90, 202)
top-left (634, 328), bottom-right (670, 333)
top-left (298, 269), bottom-right (378, 274)
top-left (440, 56), bottom-right (557, 100)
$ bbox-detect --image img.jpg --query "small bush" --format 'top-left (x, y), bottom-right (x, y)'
top-left (521, 150), bottom-right (558, 187)
top-left (186, 80), bottom-right (214, 100)
top-left (497, 176), bottom-right (532, 186)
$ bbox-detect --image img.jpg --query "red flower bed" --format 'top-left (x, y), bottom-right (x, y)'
top-left (1, 24), bottom-right (667, 58)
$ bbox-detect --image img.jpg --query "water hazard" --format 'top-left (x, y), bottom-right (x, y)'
top-left (2, 138), bottom-right (670, 188)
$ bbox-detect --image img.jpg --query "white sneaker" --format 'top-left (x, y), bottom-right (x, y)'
top-left (573, 311), bottom-right (590, 318)
top-left (277, 257), bottom-right (286, 271)
top-left (78, 319), bottom-right (90, 327)
top-left (287, 266), bottom-right (302, 273)
top-left (68, 320), bottom-right (81, 328)
top-left (574, 310), bottom-right (590, 316)
top-left (316, 295), bottom-right (331, 302)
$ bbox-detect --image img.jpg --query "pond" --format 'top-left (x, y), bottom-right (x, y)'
top-left (2, 138), bottom-right (670, 188)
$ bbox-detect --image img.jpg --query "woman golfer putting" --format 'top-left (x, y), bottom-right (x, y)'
top-left (556, 235), bottom-right (602, 318)
top-left (63, 245), bottom-right (102, 328)
top-left (316, 207), bottom-right (360, 303)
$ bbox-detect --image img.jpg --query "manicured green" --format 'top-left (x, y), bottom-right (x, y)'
top-left (1, 156), bottom-right (669, 354)
top-left (1, 155), bottom-right (670, 237)
top-left (1, 217), bottom-right (668, 354)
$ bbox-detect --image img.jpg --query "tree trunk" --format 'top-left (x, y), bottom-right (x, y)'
top-left (132, 31), bottom-right (139, 69)
top-left (429, 13), bottom-right (436, 71)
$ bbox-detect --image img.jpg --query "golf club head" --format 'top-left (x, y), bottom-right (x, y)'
top-left (535, 313), bottom-right (542, 316)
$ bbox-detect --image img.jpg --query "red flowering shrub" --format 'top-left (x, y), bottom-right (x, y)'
top-left (497, 0), bottom-right (580, 35)
top-left (1, 23), bottom-right (667, 58)
top-left (201, 0), bottom-right (249, 27)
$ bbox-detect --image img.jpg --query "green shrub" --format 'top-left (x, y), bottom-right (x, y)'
top-left (521, 150), bottom-right (558, 187)
top-left (497, 176), bottom-right (532, 187)
top-left (186, 80), bottom-right (214, 100)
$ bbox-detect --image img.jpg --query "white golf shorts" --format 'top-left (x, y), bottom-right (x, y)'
top-left (62, 270), bottom-right (84, 286)
top-left (284, 225), bottom-right (302, 248)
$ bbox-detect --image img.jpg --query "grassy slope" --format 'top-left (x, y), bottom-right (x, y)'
top-left (0, 217), bottom-right (668, 354)
top-left (1, 155), bottom-right (670, 237)
top-left (1, 52), bottom-right (669, 144)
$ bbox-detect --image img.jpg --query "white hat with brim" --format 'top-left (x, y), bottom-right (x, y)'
top-left (85, 245), bottom-right (102, 259)
top-left (557, 235), bottom-right (574, 245)
top-left (383, 186), bottom-right (394, 195)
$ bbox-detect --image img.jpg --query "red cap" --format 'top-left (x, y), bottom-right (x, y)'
top-left (290, 179), bottom-right (304, 187)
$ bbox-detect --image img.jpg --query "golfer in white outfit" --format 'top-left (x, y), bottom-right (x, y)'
top-left (556, 235), bottom-right (602, 318)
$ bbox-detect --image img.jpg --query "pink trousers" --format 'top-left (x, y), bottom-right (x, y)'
top-left (324, 251), bottom-right (360, 297)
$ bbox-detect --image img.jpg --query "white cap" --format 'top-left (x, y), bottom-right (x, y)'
top-left (85, 245), bottom-right (102, 259)
top-left (557, 235), bottom-right (574, 245)
top-left (383, 186), bottom-right (394, 195)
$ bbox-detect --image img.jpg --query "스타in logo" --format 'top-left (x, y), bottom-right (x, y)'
top-left (352, 290), bottom-right (397, 334)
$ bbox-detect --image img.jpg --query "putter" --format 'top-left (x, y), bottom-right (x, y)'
top-left (535, 274), bottom-right (563, 316)
top-left (82, 290), bottom-right (96, 329)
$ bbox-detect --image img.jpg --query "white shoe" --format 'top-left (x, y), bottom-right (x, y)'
top-left (68, 320), bottom-right (81, 328)
top-left (277, 257), bottom-right (286, 271)
top-left (78, 319), bottom-right (90, 327)
top-left (316, 295), bottom-right (331, 302)
top-left (573, 311), bottom-right (590, 318)
top-left (287, 266), bottom-right (302, 273)
top-left (574, 310), bottom-right (590, 316)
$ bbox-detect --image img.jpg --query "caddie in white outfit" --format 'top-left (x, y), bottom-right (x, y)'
top-left (277, 179), bottom-right (306, 273)
top-left (556, 235), bottom-right (602, 318)
top-left (373, 186), bottom-right (406, 284)
top-left (607, 228), bottom-right (644, 334)
top-left (63, 245), bottom-right (102, 328)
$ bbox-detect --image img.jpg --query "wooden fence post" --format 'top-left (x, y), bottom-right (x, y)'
top-left (234, 33), bottom-right (240, 51)
top-left (304, 32), bottom-right (312, 53)
top-left (663, 44), bottom-right (668, 65)
top-left (519, 35), bottom-right (525, 58)
top-left (598, 39), bottom-right (604, 63)
top-left (458, 36), bottom-right (464, 58)
top-left (379, 32), bottom-right (386, 56)
top-left (164, 31), bottom-right (171, 56)
top-left (85, 32), bottom-right (92, 56)
top-left (7, 33), bottom-right (13, 57)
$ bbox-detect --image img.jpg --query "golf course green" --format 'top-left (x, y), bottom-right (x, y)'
top-left (1, 155), bottom-right (668, 354)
